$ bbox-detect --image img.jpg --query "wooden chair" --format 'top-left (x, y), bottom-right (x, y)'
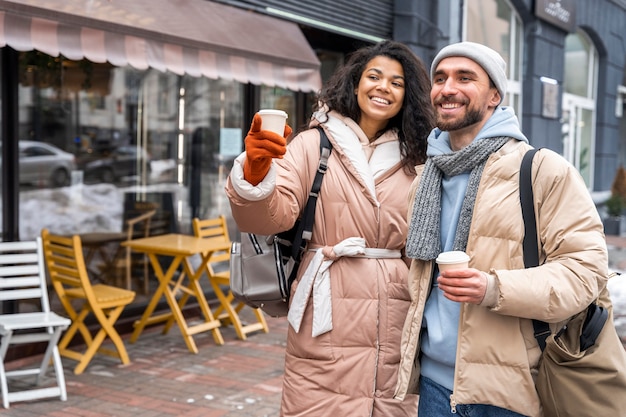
top-left (0, 238), bottom-right (71, 409)
top-left (192, 216), bottom-right (269, 340)
top-left (41, 229), bottom-right (136, 375)
top-left (106, 209), bottom-right (156, 293)
top-left (123, 196), bottom-right (175, 237)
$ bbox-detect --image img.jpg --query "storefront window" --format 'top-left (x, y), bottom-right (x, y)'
top-left (14, 52), bottom-right (246, 264)
top-left (260, 86), bottom-right (296, 127)
top-left (464, 0), bottom-right (523, 116)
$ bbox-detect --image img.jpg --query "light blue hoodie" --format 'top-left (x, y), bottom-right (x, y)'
top-left (420, 106), bottom-right (528, 391)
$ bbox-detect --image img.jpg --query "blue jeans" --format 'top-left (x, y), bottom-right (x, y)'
top-left (418, 376), bottom-right (528, 417)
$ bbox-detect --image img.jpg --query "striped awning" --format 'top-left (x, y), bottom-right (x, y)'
top-left (0, 0), bottom-right (322, 92)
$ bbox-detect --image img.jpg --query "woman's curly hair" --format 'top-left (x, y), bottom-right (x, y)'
top-left (313, 40), bottom-right (435, 171)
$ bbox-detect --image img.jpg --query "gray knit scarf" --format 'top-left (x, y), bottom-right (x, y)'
top-left (405, 136), bottom-right (510, 260)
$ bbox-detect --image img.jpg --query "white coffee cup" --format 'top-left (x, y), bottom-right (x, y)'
top-left (258, 109), bottom-right (288, 136)
top-left (436, 251), bottom-right (470, 272)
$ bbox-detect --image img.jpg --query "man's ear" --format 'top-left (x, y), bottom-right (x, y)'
top-left (489, 89), bottom-right (502, 108)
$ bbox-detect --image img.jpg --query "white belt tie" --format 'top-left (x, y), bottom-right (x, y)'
top-left (287, 237), bottom-right (401, 337)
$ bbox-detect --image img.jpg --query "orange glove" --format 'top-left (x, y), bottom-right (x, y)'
top-left (243, 113), bottom-right (291, 185)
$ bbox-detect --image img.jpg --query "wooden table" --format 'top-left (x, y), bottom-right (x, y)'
top-left (79, 232), bottom-right (128, 282)
top-left (122, 233), bottom-right (231, 353)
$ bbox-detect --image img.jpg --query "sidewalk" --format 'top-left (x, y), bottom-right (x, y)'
top-left (5, 237), bottom-right (626, 417)
top-left (6, 311), bottom-right (288, 417)
top-left (606, 234), bottom-right (626, 272)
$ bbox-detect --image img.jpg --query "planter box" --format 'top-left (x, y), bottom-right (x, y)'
top-left (604, 217), bottom-right (621, 235)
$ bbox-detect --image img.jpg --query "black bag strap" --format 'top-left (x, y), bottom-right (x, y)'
top-left (520, 148), bottom-right (607, 352)
top-left (520, 148), bottom-right (540, 269)
top-left (519, 148), bottom-right (552, 351)
top-left (290, 127), bottom-right (333, 260)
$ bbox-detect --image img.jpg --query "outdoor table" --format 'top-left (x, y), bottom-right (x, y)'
top-left (121, 233), bottom-right (230, 353)
top-left (78, 231), bottom-right (127, 282)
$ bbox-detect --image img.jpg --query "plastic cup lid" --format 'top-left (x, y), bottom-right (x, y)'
top-left (258, 109), bottom-right (287, 118)
top-left (436, 251), bottom-right (470, 264)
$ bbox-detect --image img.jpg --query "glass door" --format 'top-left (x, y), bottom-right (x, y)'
top-left (562, 93), bottom-right (595, 187)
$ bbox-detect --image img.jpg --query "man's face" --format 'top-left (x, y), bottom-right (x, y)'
top-left (430, 56), bottom-right (501, 132)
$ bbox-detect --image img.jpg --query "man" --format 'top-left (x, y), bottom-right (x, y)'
top-left (393, 42), bottom-right (608, 416)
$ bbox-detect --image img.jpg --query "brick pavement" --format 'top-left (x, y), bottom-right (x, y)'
top-left (5, 310), bottom-right (288, 417)
top-left (5, 237), bottom-right (626, 416)
top-left (607, 234), bottom-right (626, 271)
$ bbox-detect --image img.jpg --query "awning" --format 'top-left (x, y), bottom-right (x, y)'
top-left (0, 0), bottom-right (322, 92)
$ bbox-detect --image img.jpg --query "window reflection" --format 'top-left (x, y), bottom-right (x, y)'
top-left (465, 0), bottom-right (523, 113)
top-left (564, 33), bottom-right (594, 99)
top-left (14, 52), bottom-right (245, 242)
top-left (260, 86), bottom-right (296, 128)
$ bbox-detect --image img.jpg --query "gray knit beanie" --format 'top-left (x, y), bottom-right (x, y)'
top-left (430, 42), bottom-right (507, 104)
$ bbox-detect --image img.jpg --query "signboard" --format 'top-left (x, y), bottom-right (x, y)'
top-left (534, 0), bottom-right (576, 32)
top-left (541, 77), bottom-right (560, 119)
top-left (219, 128), bottom-right (243, 157)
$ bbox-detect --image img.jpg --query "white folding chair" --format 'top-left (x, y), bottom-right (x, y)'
top-left (0, 237), bottom-right (71, 409)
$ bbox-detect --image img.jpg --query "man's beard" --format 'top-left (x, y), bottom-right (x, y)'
top-left (436, 106), bottom-right (485, 132)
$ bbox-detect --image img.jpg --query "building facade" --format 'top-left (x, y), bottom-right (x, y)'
top-left (1, 0), bottom-right (625, 316)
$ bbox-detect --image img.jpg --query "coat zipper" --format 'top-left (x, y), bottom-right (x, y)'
top-left (369, 279), bottom-right (380, 417)
top-left (449, 394), bottom-right (458, 413)
top-left (449, 299), bottom-right (464, 414)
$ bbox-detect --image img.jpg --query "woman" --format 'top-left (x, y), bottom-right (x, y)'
top-left (225, 40), bottom-right (434, 416)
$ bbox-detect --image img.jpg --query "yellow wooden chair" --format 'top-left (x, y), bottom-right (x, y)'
top-left (107, 209), bottom-right (156, 293)
top-left (41, 229), bottom-right (136, 375)
top-left (192, 216), bottom-right (269, 340)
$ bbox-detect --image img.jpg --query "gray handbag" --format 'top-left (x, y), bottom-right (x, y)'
top-left (229, 233), bottom-right (295, 317)
top-left (230, 128), bottom-right (332, 317)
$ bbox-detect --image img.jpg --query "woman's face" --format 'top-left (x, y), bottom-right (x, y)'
top-left (356, 55), bottom-right (405, 139)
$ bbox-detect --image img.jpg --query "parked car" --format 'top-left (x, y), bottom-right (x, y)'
top-left (78, 145), bottom-right (151, 183)
top-left (1, 141), bottom-right (76, 188)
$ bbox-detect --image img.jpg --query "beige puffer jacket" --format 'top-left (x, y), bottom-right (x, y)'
top-left (394, 140), bottom-right (608, 416)
top-left (226, 112), bottom-right (419, 416)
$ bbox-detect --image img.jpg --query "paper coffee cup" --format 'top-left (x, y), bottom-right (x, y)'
top-left (436, 251), bottom-right (470, 272)
top-left (258, 109), bottom-right (288, 136)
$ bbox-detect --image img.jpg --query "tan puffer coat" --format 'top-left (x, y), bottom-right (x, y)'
top-left (394, 140), bottom-right (608, 416)
top-left (226, 113), bottom-right (419, 416)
